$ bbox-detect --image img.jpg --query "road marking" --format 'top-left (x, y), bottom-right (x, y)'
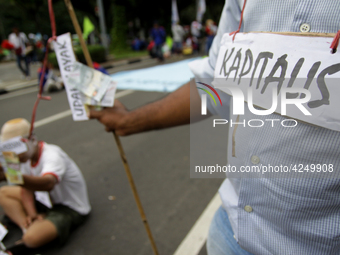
top-left (0, 87), bottom-right (38, 100)
top-left (34, 110), bottom-right (72, 128)
top-left (173, 192), bottom-right (221, 255)
top-left (34, 90), bottom-right (134, 128)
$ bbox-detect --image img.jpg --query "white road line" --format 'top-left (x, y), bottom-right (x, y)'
top-left (113, 89), bottom-right (135, 98)
top-left (34, 90), bottom-right (134, 128)
top-left (0, 87), bottom-right (38, 100)
top-left (34, 110), bottom-right (72, 128)
top-left (173, 192), bottom-right (221, 255)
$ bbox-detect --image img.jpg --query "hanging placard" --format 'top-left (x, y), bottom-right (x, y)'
top-left (213, 32), bottom-right (340, 132)
top-left (53, 33), bottom-right (89, 121)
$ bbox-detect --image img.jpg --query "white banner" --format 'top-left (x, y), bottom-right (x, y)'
top-left (53, 33), bottom-right (88, 121)
top-left (171, 0), bottom-right (179, 25)
top-left (196, 0), bottom-right (206, 23)
top-left (0, 136), bottom-right (27, 154)
top-left (0, 224), bottom-right (8, 241)
top-left (213, 33), bottom-right (340, 132)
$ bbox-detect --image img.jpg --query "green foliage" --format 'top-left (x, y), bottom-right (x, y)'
top-left (0, 0), bottom-right (225, 44)
top-left (110, 4), bottom-right (128, 51)
top-left (0, 0), bottom-right (97, 40)
top-left (110, 49), bottom-right (148, 60)
top-left (48, 44), bottom-right (106, 69)
top-left (37, 48), bottom-right (44, 62)
top-left (76, 44), bottom-right (106, 63)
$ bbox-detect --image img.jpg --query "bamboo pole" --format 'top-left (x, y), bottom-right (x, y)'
top-left (63, 1), bottom-right (159, 254)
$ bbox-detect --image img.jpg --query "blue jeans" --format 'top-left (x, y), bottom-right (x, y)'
top-left (173, 41), bottom-right (182, 53)
top-left (207, 206), bottom-right (254, 255)
top-left (155, 44), bottom-right (164, 61)
top-left (205, 35), bottom-right (215, 54)
top-left (16, 54), bottom-right (30, 76)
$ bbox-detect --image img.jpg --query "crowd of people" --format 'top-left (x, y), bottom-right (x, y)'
top-left (2, 28), bottom-right (47, 80)
top-left (129, 19), bottom-right (218, 61)
top-left (2, 19), bottom-right (217, 85)
top-left (157, 19), bottom-right (217, 59)
top-left (1, 27), bottom-right (67, 93)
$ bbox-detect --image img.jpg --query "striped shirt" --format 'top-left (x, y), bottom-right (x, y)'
top-left (189, 1), bottom-right (340, 254)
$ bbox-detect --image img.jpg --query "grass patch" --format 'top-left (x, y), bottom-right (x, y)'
top-left (110, 49), bottom-right (148, 60)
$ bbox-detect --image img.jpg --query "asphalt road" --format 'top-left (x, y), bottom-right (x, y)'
top-left (0, 58), bottom-right (223, 255)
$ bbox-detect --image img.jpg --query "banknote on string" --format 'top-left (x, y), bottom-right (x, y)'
top-left (67, 62), bottom-right (114, 103)
top-left (80, 80), bottom-right (117, 107)
top-left (1, 151), bottom-right (23, 184)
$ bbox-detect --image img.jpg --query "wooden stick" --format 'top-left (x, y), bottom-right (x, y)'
top-left (112, 132), bottom-right (159, 255)
top-left (63, 1), bottom-right (159, 254)
top-left (64, 0), bottom-right (94, 68)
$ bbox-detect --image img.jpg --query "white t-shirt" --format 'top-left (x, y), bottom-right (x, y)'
top-left (21, 142), bottom-right (91, 215)
top-left (191, 21), bottom-right (202, 37)
top-left (8, 32), bottom-right (28, 53)
top-left (172, 24), bottom-right (185, 42)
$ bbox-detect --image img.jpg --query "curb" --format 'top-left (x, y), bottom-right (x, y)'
top-left (0, 55), bottom-right (151, 94)
top-left (102, 55), bottom-right (150, 69)
top-left (1, 80), bottom-right (38, 94)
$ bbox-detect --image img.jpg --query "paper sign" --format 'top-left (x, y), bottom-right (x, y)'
top-left (35, 191), bottom-right (52, 209)
top-left (0, 136), bottom-right (27, 155)
top-left (213, 33), bottom-right (340, 132)
top-left (52, 33), bottom-right (88, 121)
top-left (0, 224), bottom-right (8, 241)
top-left (0, 154), bottom-right (7, 179)
top-left (1, 151), bottom-right (23, 184)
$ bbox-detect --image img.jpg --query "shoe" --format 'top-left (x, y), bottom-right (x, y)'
top-left (47, 83), bottom-right (58, 92)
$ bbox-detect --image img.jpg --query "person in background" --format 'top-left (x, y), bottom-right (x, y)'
top-left (147, 40), bottom-right (156, 58)
top-left (183, 32), bottom-right (199, 55)
top-left (89, 1), bottom-right (340, 254)
top-left (191, 20), bottom-right (202, 38)
top-left (8, 27), bottom-right (30, 79)
top-left (150, 22), bottom-right (166, 61)
top-left (172, 22), bottom-right (185, 54)
top-left (0, 118), bottom-right (91, 255)
top-left (27, 34), bottom-right (38, 64)
top-left (93, 62), bottom-right (109, 75)
top-left (37, 62), bottom-right (64, 93)
top-left (191, 20), bottom-right (202, 53)
top-left (205, 19), bottom-right (217, 54)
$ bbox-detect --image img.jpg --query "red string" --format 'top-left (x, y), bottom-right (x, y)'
top-left (229, 0), bottom-right (247, 42)
top-left (29, 0), bottom-right (57, 138)
top-left (330, 30), bottom-right (340, 54)
top-left (48, 0), bottom-right (57, 39)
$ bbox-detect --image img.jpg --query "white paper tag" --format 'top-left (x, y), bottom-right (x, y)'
top-left (0, 136), bottom-right (27, 155)
top-left (35, 191), bottom-right (52, 209)
top-left (213, 33), bottom-right (340, 132)
top-left (0, 224), bottom-right (8, 241)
